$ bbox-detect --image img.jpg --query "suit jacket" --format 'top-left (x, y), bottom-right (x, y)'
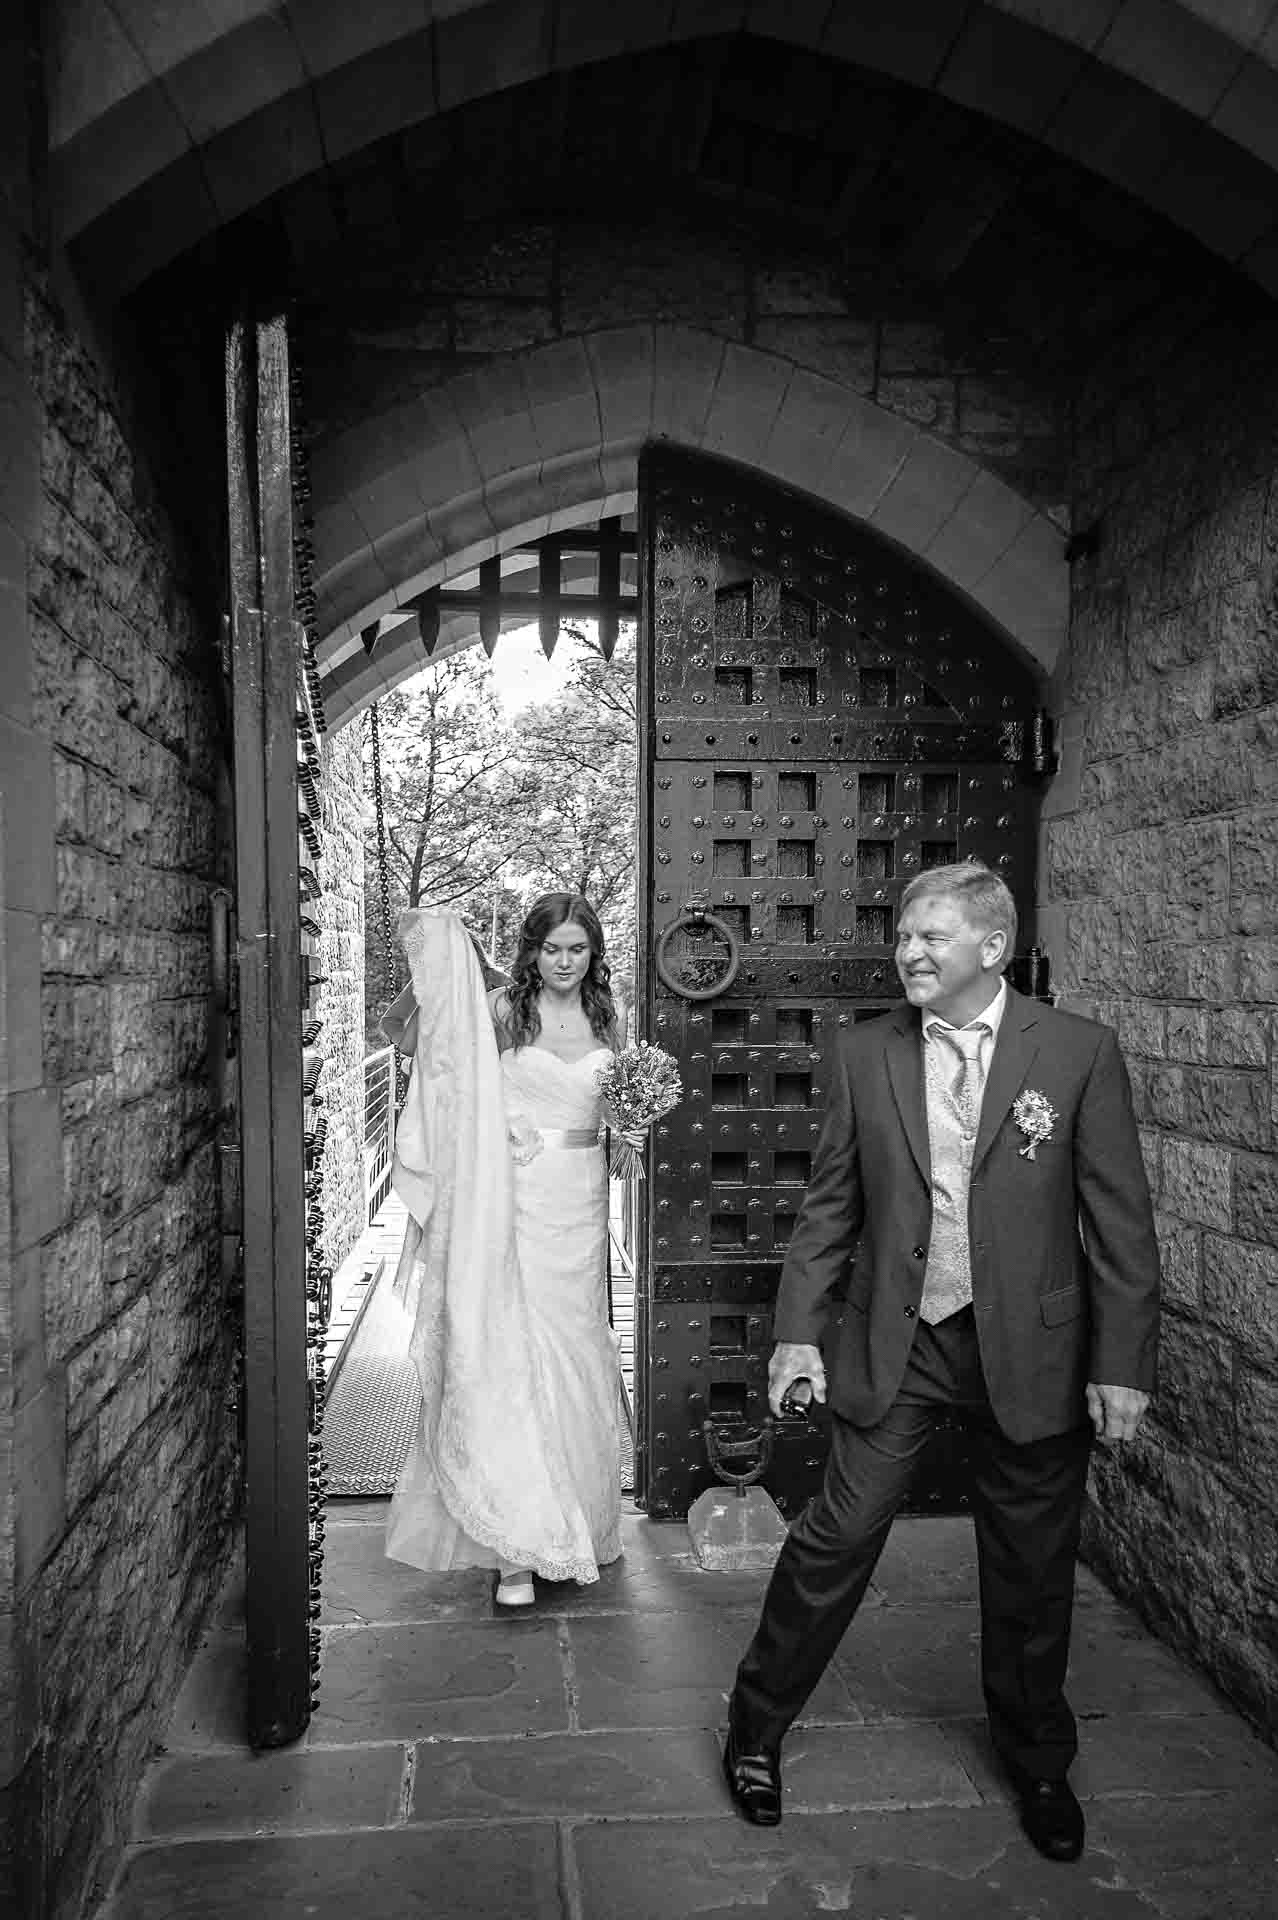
top-left (773, 989), bottom-right (1160, 1444)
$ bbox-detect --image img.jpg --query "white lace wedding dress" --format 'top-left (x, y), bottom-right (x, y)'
top-left (385, 908), bottom-right (622, 1583)
top-left (498, 1043), bottom-right (623, 1567)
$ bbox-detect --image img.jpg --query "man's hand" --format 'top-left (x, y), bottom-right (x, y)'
top-left (768, 1342), bottom-right (827, 1418)
top-left (1085, 1382), bottom-right (1150, 1444)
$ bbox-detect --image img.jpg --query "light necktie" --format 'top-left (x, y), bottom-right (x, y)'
top-left (933, 1024), bottom-right (987, 1134)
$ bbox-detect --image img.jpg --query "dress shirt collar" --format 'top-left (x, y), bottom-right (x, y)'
top-left (922, 977), bottom-right (1008, 1045)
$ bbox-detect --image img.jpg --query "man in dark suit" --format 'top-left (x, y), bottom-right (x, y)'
top-left (723, 861), bottom-right (1159, 1862)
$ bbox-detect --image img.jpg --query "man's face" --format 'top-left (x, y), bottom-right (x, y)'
top-left (895, 890), bottom-right (1005, 1023)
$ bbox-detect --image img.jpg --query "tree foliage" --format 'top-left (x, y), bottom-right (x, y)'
top-left (362, 651), bottom-right (541, 1032)
top-left (514, 626), bottom-right (638, 1010)
top-left (363, 627), bottom-right (639, 1042)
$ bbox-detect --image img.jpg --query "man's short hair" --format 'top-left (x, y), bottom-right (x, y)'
top-left (899, 860), bottom-right (1018, 957)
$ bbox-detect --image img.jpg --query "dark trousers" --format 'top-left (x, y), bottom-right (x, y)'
top-left (731, 1307), bottom-right (1093, 1783)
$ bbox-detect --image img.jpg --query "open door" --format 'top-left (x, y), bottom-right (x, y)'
top-left (636, 448), bottom-right (1046, 1523)
top-left (225, 307), bottom-right (328, 1745)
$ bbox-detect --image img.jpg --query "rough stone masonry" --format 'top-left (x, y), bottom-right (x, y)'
top-left (1045, 291), bottom-right (1278, 1741)
top-left (10, 274), bottom-right (239, 1920)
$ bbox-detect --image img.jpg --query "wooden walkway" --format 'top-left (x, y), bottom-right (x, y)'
top-left (322, 1194), bottom-right (410, 1392)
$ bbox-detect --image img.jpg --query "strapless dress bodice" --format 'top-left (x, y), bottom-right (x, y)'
top-left (502, 1044), bottom-right (612, 1132)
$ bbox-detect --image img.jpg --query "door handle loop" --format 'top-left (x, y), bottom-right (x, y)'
top-left (654, 898), bottom-right (742, 1000)
top-left (702, 1416), bottom-right (774, 1493)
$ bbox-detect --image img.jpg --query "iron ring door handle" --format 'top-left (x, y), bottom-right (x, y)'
top-left (654, 905), bottom-right (742, 1001)
top-left (702, 1416), bottom-right (775, 1490)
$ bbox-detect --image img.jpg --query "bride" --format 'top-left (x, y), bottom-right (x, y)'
top-left (385, 893), bottom-right (624, 1606)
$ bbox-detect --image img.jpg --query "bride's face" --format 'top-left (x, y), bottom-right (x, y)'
top-left (537, 920), bottom-right (594, 997)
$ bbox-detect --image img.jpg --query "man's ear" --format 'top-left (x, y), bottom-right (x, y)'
top-left (982, 928), bottom-right (1009, 971)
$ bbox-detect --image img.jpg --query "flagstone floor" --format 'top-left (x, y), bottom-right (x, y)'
top-left (98, 1504), bottom-right (1278, 1920)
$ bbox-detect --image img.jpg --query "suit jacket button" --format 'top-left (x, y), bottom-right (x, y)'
top-left (912, 1245), bottom-right (926, 1260)
top-left (904, 1305), bottom-right (916, 1319)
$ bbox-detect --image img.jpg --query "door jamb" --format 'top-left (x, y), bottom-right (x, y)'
top-left (226, 307), bottom-right (312, 1747)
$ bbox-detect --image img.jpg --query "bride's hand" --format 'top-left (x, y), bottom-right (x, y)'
top-left (620, 1127), bottom-right (648, 1149)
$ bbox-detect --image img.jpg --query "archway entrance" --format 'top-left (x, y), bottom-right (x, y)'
top-left (635, 448), bottom-right (1048, 1522)
top-left (226, 364), bottom-right (1051, 1739)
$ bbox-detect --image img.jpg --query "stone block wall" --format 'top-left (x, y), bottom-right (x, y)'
top-left (309, 206), bottom-right (1075, 717)
top-left (317, 725), bottom-right (367, 1276)
top-left (0, 15), bottom-right (38, 1909)
top-left (1044, 292), bottom-right (1278, 1739)
top-left (313, 208), bottom-right (1070, 512)
top-left (8, 273), bottom-right (237, 1917)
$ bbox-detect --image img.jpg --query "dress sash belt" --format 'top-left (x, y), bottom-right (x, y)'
top-left (538, 1128), bottom-right (600, 1150)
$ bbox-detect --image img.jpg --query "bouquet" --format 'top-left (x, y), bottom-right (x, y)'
top-left (595, 1042), bottom-right (683, 1182)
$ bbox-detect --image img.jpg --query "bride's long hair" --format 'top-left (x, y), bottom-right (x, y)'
top-left (504, 893), bottom-right (618, 1051)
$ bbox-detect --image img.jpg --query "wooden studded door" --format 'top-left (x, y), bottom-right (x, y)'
top-left (636, 448), bottom-right (1045, 1524)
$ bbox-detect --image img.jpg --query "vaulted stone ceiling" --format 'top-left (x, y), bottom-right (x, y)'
top-left (49, 1), bottom-right (1278, 300)
top-left (96, 8), bottom-right (1278, 718)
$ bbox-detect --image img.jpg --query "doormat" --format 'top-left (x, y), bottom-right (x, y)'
top-left (324, 1269), bottom-right (636, 1499)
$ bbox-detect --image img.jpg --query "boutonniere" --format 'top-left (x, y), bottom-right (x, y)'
top-left (1013, 1089), bottom-right (1057, 1160)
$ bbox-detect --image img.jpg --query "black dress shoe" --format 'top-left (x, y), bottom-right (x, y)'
top-left (723, 1723), bottom-right (782, 1826)
top-left (1019, 1777), bottom-right (1084, 1861)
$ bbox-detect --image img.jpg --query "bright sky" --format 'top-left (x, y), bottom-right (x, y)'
top-left (483, 622), bottom-right (578, 713)
top-left (482, 618), bottom-right (636, 713)
top-left (393, 618), bottom-right (635, 714)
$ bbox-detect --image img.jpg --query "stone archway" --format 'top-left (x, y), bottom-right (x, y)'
top-left (47, 1), bottom-right (1278, 302)
top-left (314, 326), bottom-right (1065, 726)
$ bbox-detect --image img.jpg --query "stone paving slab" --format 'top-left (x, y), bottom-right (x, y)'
top-left (1071, 1707), bottom-right (1278, 1798)
top-left (1088, 1790), bottom-right (1278, 1920)
top-left (322, 1528), bottom-right (493, 1625)
top-left (765, 1722), bottom-right (983, 1812)
top-left (106, 1826), bottom-right (562, 1920)
top-left (829, 1602), bottom-right (984, 1722)
top-left (308, 1621), bottom-right (569, 1743)
top-left (828, 1596), bottom-right (1226, 1727)
top-left (565, 1608), bottom-right (858, 1732)
top-left (408, 1728), bottom-right (726, 1820)
top-left (1065, 1609), bottom-right (1228, 1718)
top-left (133, 1744), bottom-right (407, 1839)
top-left (946, 1706), bottom-right (1278, 1805)
top-left (102, 1504), bottom-right (1278, 1920)
top-left (570, 1807), bottom-right (1156, 1919)
top-left (864, 1517), bottom-right (1124, 1611)
top-left (324, 1528), bottom-right (776, 1626)
top-left (516, 1555), bottom-right (778, 1619)
top-left (864, 1516), bottom-right (981, 1605)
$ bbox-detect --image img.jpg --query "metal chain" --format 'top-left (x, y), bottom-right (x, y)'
top-left (288, 310), bottom-right (327, 1715)
top-left (368, 701), bottom-right (406, 1107)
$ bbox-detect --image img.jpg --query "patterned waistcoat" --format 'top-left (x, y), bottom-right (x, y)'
top-left (918, 1031), bottom-right (983, 1325)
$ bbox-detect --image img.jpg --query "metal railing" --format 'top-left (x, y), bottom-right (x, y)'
top-left (364, 1045), bottom-right (396, 1224)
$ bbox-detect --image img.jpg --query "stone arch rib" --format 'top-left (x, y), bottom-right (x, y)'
top-left (49, 0), bottom-right (1278, 303)
top-left (313, 327), bottom-right (1065, 729)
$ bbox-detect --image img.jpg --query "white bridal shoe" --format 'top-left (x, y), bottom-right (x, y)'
top-left (495, 1569), bottom-right (535, 1607)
